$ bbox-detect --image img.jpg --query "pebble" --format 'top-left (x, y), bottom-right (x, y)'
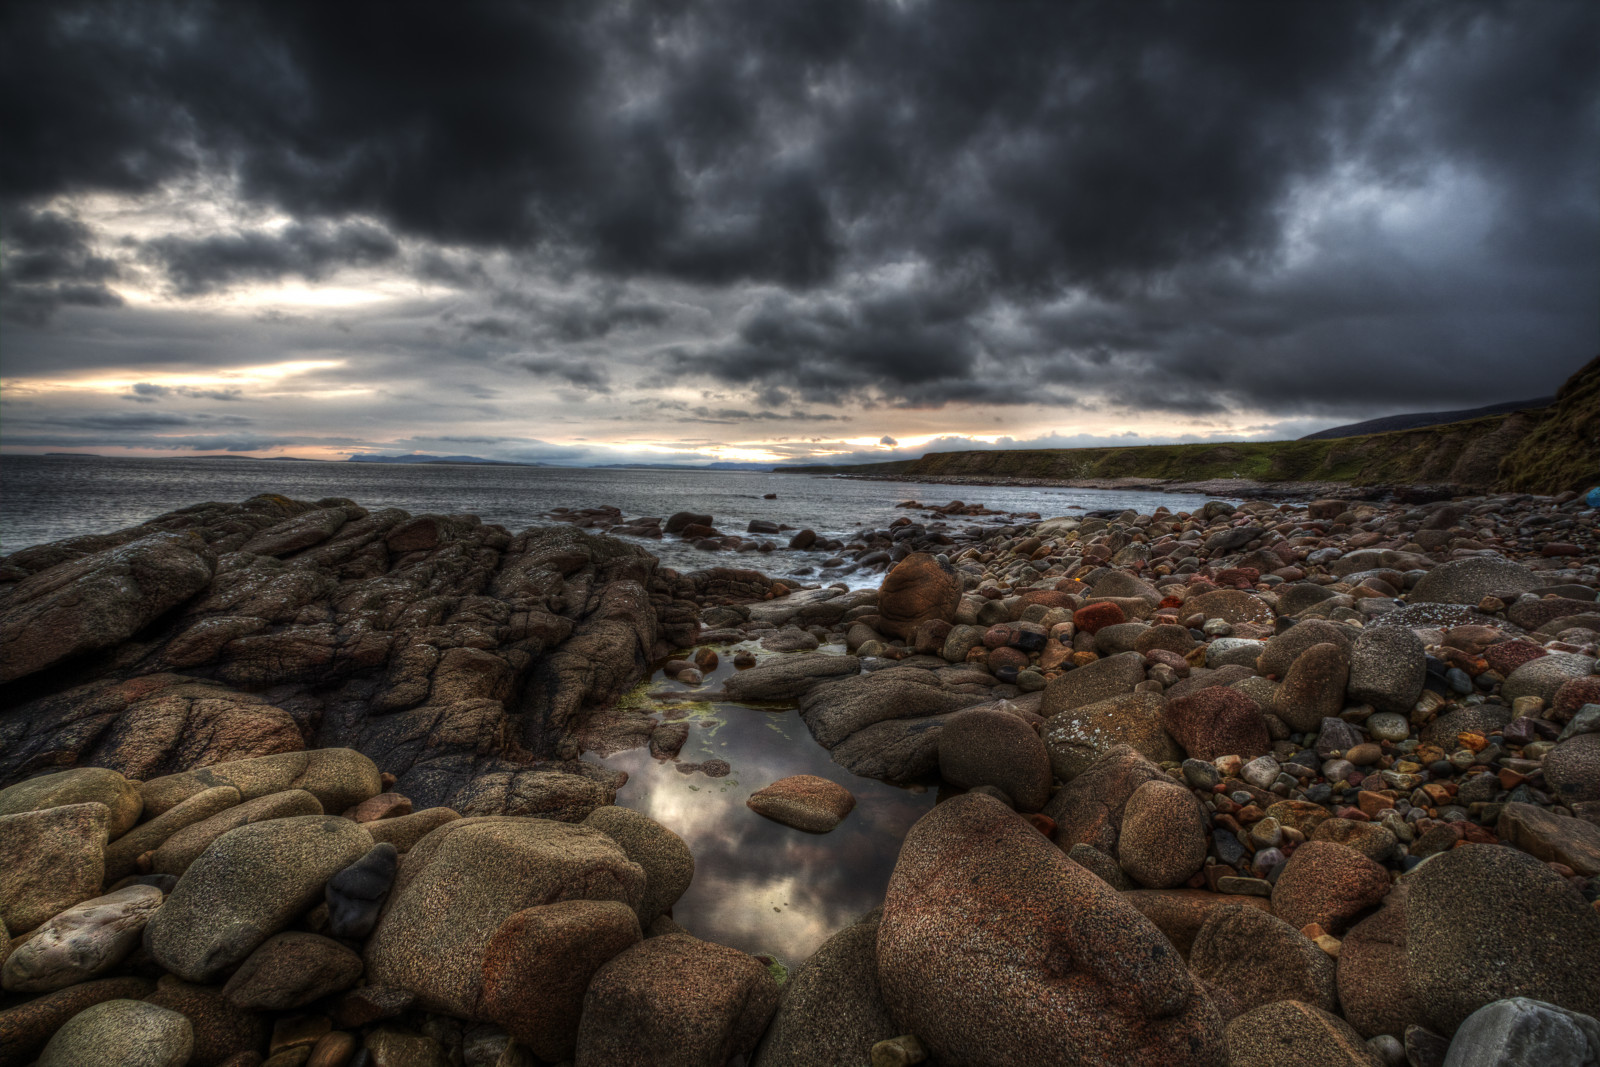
top-left (1368, 712), bottom-right (1411, 742)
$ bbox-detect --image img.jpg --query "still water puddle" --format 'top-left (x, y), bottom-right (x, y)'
top-left (593, 647), bottom-right (935, 967)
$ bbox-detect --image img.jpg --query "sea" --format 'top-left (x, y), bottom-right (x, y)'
top-left (0, 454), bottom-right (1233, 580)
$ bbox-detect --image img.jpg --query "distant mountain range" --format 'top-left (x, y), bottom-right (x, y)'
top-left (1297, 397), bottom-right (1553, 441)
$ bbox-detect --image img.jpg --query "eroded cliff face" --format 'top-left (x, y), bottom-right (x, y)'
top-left (0, 494), bottom-right (762, 818)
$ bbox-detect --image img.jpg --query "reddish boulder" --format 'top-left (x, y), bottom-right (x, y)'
top-left (1073, 602), bottom-right (1126, 635)
top-left (1270, 842), bottom-right (1391, 935)
top-left (877, 793), bottom-right (1227, 1066)
top-left (937, 708), bottom-right (1052, 812)
top-left (746, 775), bottom-right (857, 833)
top-left (876, 553), bottom-right (963, 639)
top-left (1484, 640), bottom-right (1548, 676)
top-left (1162, 689), bottom-right (1270, 761)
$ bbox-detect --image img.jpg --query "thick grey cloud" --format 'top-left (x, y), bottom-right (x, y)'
top-left (1, 0), bottom-right (1596, 445)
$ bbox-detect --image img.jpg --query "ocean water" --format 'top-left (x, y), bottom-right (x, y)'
top-left (0, 454), bottom-right (1231, 579)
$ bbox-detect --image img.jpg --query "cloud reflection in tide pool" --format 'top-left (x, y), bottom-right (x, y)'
top-left (596, 664), bottom-right (935, 967)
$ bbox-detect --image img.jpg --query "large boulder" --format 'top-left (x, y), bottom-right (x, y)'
top-left (746, 775), bottom-right (858, 832)
top-left (876, 793), bottom-right (1227, 1066)
top-left (150, 788), bottom-right (323, 876)
top-left (0, 977), bottom-right (156, 1065)
top-left (142, 974), bottom-right (267, 1067)
top-left (752, 911), bottom-right (897, 1067)
top-left (1186, 589), bottom-right (1274, 625)
top-left (144, 814), bottom-right (373, 982)
top-left (1272, 643), bottom-right (1350, 733)
top-left (365, 816), bottom-right (646, 1018)
top-left (1255, 621), bottom-right (1357, 678)
top-left (2, 885), bottom-right (163, 993)
top-left (481, 899), bottom-right (642, 1062)
top-left (1545, 734), bottom-right (1600, 805)
top-left (105, 785), bottom-right (244, 882)
top-left (937, 708), bottom-right (1052, 811)
top-left (1497, 801), bottom-right (1600, 876)
top-left (1120, 889), bottom-right (1273, 957)
top-left (221, 932), bottom-right (363, 1010)
top-left (1337, 888), bottom-right (1424, 1039)
top-left (1502, 653), bottom-right (1598, 705)
top-left (1443, 997), bottom-right (1600, 1067)
top-left (574, 933), bottom-right (781, 1067)
top-left (1117, 779), bottom-right (1207, 889)
top-left (1406, 843), bottom-right (1600, 1033)
top-left (1223, 1000), bottom-right (1383, 1067)
top-left (37, 998), bottom-right (194, 1067)
top-left (0, 532), bottom-right (215, 683)
top-left (1040, 651), bottom-right (1146, 716)
top-left (1189, 905), bottom-right (1337, 1018)
top-left (1408, 557), bottom-right (1542, 605)
top-left (139, 748), bottom-right (381, 818)
top-left (0, 801), bottom-right (109, 932)
top-left (798, 667), bottom-right (984, 749)
top-left (581, 805), bottom-right (695, 925)
top-left (876, 553), bottom-right (962, 639)
top-left (1042, 691), bottom-right (1180, 781)
top-left (0, 767), bottom-right (142, 838)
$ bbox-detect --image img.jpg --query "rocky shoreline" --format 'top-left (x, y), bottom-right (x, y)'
top-left (3, 487), bottom-right (1600, 1065)
top-left (806, 470), bottom-right (1476, 505)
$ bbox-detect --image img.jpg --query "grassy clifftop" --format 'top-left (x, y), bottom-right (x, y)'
top-left (790, 356), bottom-right (1597, 493)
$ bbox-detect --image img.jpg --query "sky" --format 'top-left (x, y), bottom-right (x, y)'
top-left (1, 0), bottom-right (1596, 467)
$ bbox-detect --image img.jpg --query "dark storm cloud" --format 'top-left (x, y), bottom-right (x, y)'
top-left (2, 0), bottom-right (1596, 418)
top-left (146, 221), bottom-right (400, 294)
top-left (124, 382), bottom-right (244, 403)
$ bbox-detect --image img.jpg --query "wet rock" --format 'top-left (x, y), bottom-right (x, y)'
top-left (1224, 1000), bottom-right (1384, 1067)
top-left (1117, 779), bottom-right (1207, 889)
top-left (1346, 626), bottom-right (1427, 713)
top-left (366, 816), bottom-right (645, 1019)
top-left (1040, 651), bottom-right (1147, 715)
top-left (722, 653), bottom-right (862, 702)
top-left (0, 801), bottom-right (109, 932)
top-left (875, 553), bottom-right (962, 639)
top-left (665, 512), bottom-right (713, 533)
top-left (1406, 844), bottom-right (1600, 1033)
top-left (0, 766), bottom-right (142, 838)
top-left (1042, 691), bottom-right (1181, 781)
top-left (145, 814), bottom-right (374, 982)
top-left (1408, 557), bottom-right (1542, 606)
top-left (1161, 688), bottom-right (1270, 761)
top-left (582, 805), bottom-right (694, 926)
top-left (223, 932), bottom-right (364, 1010)
top-left (1190, 905), bottom-right (1337, 1018)
top-left (574, 933), bottom-right (780, 1067)
top-left (2, 885), bottom-right (163, 993)
top-left (1271, 841), bottom-right (1390, 935)
top-left (37, 999), bottom-right (193, 1067)
top-left (0, 531), bottom-right (216, 683)
top-left (746, 775), bottom-right (857, 832)
top-left (326, 842), bottom-right (399, 938)
top-left (151, 788), bottom-right (322, 877)
top-left (876, 793), bottom-right (1226, 1066)
top-left (1274, 643), bottom-right (1350, 733)
top-left (480, 899), bottom-right (642, 1061)
top-left (1442, 997), bottom-right (1600, 1067)
top-left (937, 708), bottom-right (1051, 811)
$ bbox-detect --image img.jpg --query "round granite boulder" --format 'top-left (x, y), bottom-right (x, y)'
top-left (746, 775), bottom-right (858, 832)
top-left (1190, 905), bottom-right (1336, 1018)
top-left (937, 708), bottom-right (1052, 812)
top-left (144, 814), bottom-right (373, 982)
top-left (0, 767), bottom-right (142, 839)
top-left (37, 999), bottom-right (193, 1067)
top-left (574, 933), bottom-right (780, 1067)
top-left (1273, 643), bottom-right (1350, 733)
top-left (1161, 688), bottom-right (1270, 761)
top-left (1408, 557), bottom-right (1541, 605)
top-left (1346, 626), bottom-right (1426, 713)
top-left (877, 553), bottom-right (962, 639)
top-left (1270, 841), bottom-right (1390, 935)
top-left (1223, 1000), bottom-right (1383, 1067)
top-left (1544, 734), bottom-right (1600, 804)
top-left (582, 805), bottom-right (695, 926)
top-left (1406, 843), bottom-right (1600, 1033)
top-left (221, 931), bottom-right (363, 1010)
top-left (1118, 780), bottom-right (1207, 890)
top-left (877, 793), bottom-right (1227, 1066)
top-left (365, 816), bottom-right (645, 1019)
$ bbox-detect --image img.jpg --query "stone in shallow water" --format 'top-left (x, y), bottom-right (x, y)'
top-left (746, 775), bottom-right (857, 833)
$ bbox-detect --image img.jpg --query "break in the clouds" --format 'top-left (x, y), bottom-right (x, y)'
top-left (1, 0), bottom-right (1596, 464)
